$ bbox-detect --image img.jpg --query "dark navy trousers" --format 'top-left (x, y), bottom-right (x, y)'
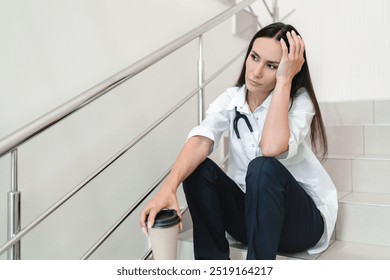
top-left (183, 157), bottom-right (324, 260)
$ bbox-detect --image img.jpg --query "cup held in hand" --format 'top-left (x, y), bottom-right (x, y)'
top-left (147, 209), bottom-right (180, 260)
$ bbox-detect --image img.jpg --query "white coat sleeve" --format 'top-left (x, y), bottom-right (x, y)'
top-left (187, 91), bottom-right (231, 154)
top-left (277, 89), bottom-right (315, 160)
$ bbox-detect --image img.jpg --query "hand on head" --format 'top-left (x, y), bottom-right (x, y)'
top-left (277, 30), bottom-right (305, 82)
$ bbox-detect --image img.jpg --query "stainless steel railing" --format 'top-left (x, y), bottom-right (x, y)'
top-left (0, 0), bottom-right (257, 158)
top-left (0, 0), bottom-right (259, 259)
top-left (1, 0), bottom-right (296, 260)
top-left (0, 46), bottom-right (245, 260)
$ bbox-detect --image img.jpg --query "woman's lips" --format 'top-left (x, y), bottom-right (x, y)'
top-left (248, 79), bottom-right (262, 86)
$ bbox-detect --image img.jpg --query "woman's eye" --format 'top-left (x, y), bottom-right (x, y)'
top-left (251, 54), bottom-right (259, 61)
top-left (267, 64), bottom-right (277, 69)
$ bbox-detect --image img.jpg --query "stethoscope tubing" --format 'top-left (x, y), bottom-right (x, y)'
top-left (233, 106), bottom-right (259, 161)
top-left (233, 107), bottom-right (254, 139)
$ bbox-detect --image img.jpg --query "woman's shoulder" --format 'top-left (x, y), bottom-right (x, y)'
top-left (210, 86), bottom-right (243, 107)
top-left (223, 86), bottom-right (242, 98)
top-left (295, 87), bottom-right (310, 99)
top-left (291, 87), bottom-right (314, 111)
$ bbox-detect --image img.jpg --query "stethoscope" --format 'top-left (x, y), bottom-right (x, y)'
top-left (233, 106), bottom-right (259, 161)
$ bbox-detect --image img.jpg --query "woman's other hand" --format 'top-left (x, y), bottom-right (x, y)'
top-left (139, 136), bottom-right (212, 236)
top-left (140, 186), bottom-right (182, 236)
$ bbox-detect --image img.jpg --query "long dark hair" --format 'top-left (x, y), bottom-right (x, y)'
top-left (236, 22), bottom-right (328, 159)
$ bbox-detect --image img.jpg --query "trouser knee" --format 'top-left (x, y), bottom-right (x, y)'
top-left (247, 157), bottom-right (280, 176)
top-left (246, 157), bottom-right (283, 194)
top-left (183, 158), bottom-right (216, 195)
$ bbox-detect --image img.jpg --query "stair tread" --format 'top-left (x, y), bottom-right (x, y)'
top-left (339, 192), bottom-right (390, 207)
top-left (325, 124), bottom-right (390, 127)
top-left (179, 229), bottom-right (390, 260)
top-left (337, 191), bottom-right (351, 200)
top-left (178, 229), bottom-right (321, 260)
top-left (317, 240), bottom-right (390, 260)
top-left (326, 154), bottom-right (390, 160)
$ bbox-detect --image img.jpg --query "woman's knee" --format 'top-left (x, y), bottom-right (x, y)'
top-left (183, 158), bottom-right (217, 193)
top-left (247, 157), bottom-right (280, 178)
top-left (246, 157), bottom-right (282, 193)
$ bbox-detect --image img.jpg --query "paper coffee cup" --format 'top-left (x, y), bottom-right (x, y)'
top-left (148, 209), bottom-right (180, 260)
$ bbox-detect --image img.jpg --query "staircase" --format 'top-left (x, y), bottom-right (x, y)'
top-left (177, 99), bottom-right (390, 260)
top-left (319, 99), bottom-right (390, 259)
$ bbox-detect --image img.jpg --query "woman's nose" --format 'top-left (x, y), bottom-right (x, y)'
top-left (253, 64), bottom-right (264, 78)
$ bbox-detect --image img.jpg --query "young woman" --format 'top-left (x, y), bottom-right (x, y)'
top-left (140, 22), bottom-right (338, 260)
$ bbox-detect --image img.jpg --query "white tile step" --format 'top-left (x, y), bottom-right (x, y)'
top-left (319, 100), bottom-right (390, 126)
top-left (320, 101), bottom-right (375, 126)
top-left (326, 154), bottom-right (390, 160)
top-left (364, 125), bottom-right (390, 155)
top-left (325, 125), bottom-right (390, 156)
top-left (177, 228), bottom-right (320, 260)
top-left (325, 126), bottom-right (364, 155)
top-left (336, 192), bottom-right (390, 247)
top-left (229, 239), bottom-right (390, 260)
top-left (323, 155), bottom-right (390, 194)
top-left (340, 192), bottom-right (390, 207)
top-left (317, 240), bottom-right (390, 259)
top-left (178, 229), bottom-right (390, 260)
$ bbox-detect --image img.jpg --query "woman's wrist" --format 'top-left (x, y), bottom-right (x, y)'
top-left (274, 79), bottom-right (292, 98)
top-left (276, 75), bottom-right (293, 86)
top-left (160, 178), bottom-right (179, 195)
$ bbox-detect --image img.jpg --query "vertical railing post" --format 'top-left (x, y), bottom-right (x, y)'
top-left (273, 0), bottom-right (279, 22)
top-left (7, 149), bottom-right (21, 260)
top-left (197, 35), bottom-right (205, 124)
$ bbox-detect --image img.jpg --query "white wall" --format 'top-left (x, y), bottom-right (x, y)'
top-left (0, 0), bottom-right (234, 139)
top-left (0, 0), bottom-right (248, 259)
top-left (253, 0), bottom-right (390, 102)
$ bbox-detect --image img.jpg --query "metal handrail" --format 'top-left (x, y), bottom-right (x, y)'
top-left (80, 52), bottom-right (242, 259)
top-left (139, 154), bottom-right (229, 261)
top-left (0, 0), bottom-right (297, 259)
top-left (0, 0), bottom-right (264, 259)
top-left (0, 0), bottom-right (256, 158)
top-left (81, 167), bottom-right (172, 260)
top-left (0, 0), bottom-right (257, 259)
top-left (0, 47), bottom-right (246, 257)
top-left (0, 83), bottom-right (201, 257)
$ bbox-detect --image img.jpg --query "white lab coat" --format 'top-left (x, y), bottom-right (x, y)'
top-left (187, 85), bottom-right (338, 254)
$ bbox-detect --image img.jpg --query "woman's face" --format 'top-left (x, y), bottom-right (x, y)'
top-left (245, 37), bottom-right (282, 96)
